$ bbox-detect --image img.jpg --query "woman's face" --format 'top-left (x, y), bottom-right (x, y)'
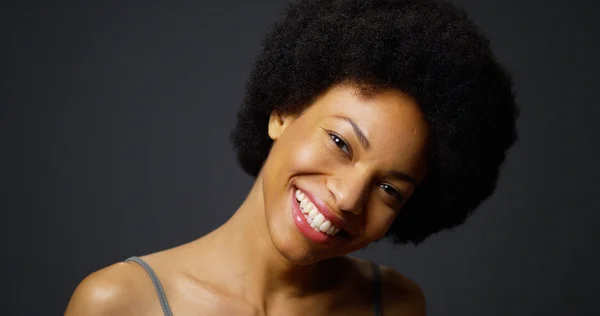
top-left (260, 83), bottom-right (429, 264)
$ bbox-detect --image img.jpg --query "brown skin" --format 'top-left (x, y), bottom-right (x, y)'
top-left (65, 83), bottom-right (429, 315)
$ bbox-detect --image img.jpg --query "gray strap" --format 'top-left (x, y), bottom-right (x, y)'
top-left (125, 256), bottom-right (173, 316)
top-left (370, 261), bottom-right (383, 316)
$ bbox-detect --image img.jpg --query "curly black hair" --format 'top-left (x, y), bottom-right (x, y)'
top-left (230, 0), bottom-right (519, 244)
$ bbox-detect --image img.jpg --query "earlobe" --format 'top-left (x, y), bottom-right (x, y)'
top-left (268, 111), bottom-right (296, 140)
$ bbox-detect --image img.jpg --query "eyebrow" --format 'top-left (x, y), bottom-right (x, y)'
top-left (389, 171), bottom-right (417, 187)
top-left (332, 115), bottom-right (417, 187)
top-left (333, 115), bottom-right (370, 150)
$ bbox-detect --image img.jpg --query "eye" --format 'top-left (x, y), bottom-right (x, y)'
top-left (328, 132), bottom-right (352, 157)
top-left (379, 183), bottom-right (403, 203)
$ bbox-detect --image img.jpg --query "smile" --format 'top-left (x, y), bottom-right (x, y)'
top-left (295, 189), bottom-right (341, 236)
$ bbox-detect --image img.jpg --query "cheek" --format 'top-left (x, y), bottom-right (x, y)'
top-left (363, 206), bottom-right (398, 239)
top-left (285, 135), bottom-right (337, 174)
top-left (263, 130), bottom-right (333, 192)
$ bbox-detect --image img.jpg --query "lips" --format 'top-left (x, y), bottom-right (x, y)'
top-left (295, 189), bottom-right (341, 236)
top-left (291, 191), bottom-right (333, 244)
top-left (294, 186), bottom-right (358, 238)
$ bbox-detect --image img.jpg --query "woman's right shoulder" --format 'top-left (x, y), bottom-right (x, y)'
top-left (65, 259), bottom-right (157, 316)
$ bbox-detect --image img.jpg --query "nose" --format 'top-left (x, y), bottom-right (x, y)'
top-left (326, 169), bottom-right (371, 216)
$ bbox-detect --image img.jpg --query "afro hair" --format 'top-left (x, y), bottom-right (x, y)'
top-left (230, 0), bottom-right (519, 244)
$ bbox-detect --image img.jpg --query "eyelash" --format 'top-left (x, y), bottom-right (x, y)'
top-left (379, 184), bottom-right (404, 203)
top-left (327, 131), bottom-right (403, 203)
top-left (328, 131), bottom-right (352, 157)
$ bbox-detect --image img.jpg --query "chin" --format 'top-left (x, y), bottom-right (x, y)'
top-left (267, 222), bottom-right (322, 265)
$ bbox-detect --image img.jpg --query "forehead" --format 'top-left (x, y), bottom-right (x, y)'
top-left (307, 84), bottom-right (428, 146)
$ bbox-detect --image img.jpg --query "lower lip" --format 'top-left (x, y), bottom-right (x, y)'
top-left (290, 189), bottom-right (335, 245)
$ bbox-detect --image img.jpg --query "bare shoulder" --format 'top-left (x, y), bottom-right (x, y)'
top-left (378, 264), bottom-right (426, 316)
top-left (65, 260), bottom-right (158, 316)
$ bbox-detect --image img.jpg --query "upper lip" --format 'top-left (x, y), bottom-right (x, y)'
top-left (295, 187), bottom-right (359, 237)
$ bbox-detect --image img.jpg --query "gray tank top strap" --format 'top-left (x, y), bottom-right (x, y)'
top-left (370, 261), bottom-right (383, 316)
top-left (125, 256), bottom-right (173, 316)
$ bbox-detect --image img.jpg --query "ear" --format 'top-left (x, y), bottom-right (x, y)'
top-left (268, 111), bottom-right (297, 140)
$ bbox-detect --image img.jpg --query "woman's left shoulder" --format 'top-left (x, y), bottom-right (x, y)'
top-left (377, 264), bottom-right (426, 316)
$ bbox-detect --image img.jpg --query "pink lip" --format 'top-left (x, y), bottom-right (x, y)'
top-left (290, 189), bottom-right (335, 244)
top-left (296, 188), bottom-right (357, 237)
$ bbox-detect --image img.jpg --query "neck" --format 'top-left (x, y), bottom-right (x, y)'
top-left (190, 175), bottom-right (344, 303)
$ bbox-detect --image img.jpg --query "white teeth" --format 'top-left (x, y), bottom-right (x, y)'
top-left (320, 221), bottom-right (331, 232)
top-left (305, 203), bottom-right (314, 213)
top-left (296, 190), bottom-right (312, 214)
top-left (295, 189), bottom-right (341, 236)
top-left (326, 226), bottom-right (336, 235)
top-left (300, 199), bottom-right (308, 209)
top-left (313, 214), bottom-right (325, 227)
top-left (302, 206), bottom-right (311, 214)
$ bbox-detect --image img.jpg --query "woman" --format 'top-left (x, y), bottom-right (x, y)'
top-left (66, 0), bottom-right (518, 315)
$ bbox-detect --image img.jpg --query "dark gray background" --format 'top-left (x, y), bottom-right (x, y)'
top-left (2, 0), bottom-right (599, 315)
